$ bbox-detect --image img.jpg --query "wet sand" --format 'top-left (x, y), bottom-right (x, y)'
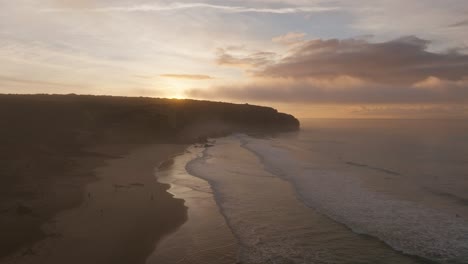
top-left (0, 94), bottom-right (299, 262)
top-left (146, 146), bottom-right (238, 264)
top-left (1, 144), bottom-right (187, 264)
top-left (186, 136), bottom-right (427, 264)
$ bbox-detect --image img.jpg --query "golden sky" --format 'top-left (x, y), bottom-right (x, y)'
top-left (1, 0), bottom-right (468, 118)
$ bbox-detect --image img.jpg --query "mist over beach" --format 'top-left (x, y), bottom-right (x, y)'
top-left (1, 0), bottom-right (468, 263)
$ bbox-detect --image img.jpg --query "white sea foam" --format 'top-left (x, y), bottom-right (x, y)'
top-left (239, 134), bottom-right (468, 263)
top-left (186, 135), bottom-right (443, 263)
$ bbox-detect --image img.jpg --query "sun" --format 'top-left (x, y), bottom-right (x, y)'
top-left (169, 94), bottom-right (187, 100)
top-left (159, 79), bottom-right (190, 99)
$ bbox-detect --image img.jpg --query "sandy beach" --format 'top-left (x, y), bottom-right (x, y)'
top-left (0, 94), bottom-right (299, 263)
top-left (2, 0), bottom-right (467, 261)
top-left (2, 144), bottom-right (187, 264)
top-left (147, 145), bottom-right (238, 264)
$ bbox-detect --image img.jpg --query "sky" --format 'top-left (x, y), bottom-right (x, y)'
top-left (1, 0), bottom-right (468, 118)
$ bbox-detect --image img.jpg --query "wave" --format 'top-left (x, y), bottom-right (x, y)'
top-left (345, 161), bottom-right (402, 176)
top-left (239, 134), bottom-right (468, 263)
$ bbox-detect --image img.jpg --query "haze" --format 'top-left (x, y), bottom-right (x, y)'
top-left (1, 0), bottom-right (468, 118)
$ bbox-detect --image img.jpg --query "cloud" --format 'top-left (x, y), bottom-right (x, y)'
top-left (350, 105), bottom-right (468, 119)
top-left (272, 32), bottom-right (307, 45)
top-left (0, 75), bottom-right (85, 89)
top-left (160, 74), bottom-right (214, 80)
top-left (187, 76), bottom-right (468, 104)
top-left (260, 36), bottom-right (468, 85)
top-left (49, 0), bottom-right (95, 9)
top-left (412, 76), bottom-right (446, 89)
top-left (448, 19), bottom-right (468, 27)
top-left (216, 48), bottom-right (277, 68)
top-left (41, 2), bottom-right (339, 14)
top-left (188, 36), bottom-right (468, 104)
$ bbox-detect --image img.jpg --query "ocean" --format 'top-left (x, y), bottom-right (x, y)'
top-left (149, 119), bottom-right (468, 264)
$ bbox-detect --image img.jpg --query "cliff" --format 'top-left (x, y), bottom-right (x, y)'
top-left (0, 94), bottom-right (299, 259)
top-left (0, 94), bottom-right (299, 144)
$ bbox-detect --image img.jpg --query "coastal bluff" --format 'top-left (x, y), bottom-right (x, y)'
top-left (0, 94), bottom-right (299, 261)
top-left (0, 94), bottom-right (299, 144)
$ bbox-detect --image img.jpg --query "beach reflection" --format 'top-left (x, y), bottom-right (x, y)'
top-left (146, 146), bottom-right (238, 264)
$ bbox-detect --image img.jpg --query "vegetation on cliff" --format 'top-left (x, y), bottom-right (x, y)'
top-left (0, 94), bottom-right (299, 258)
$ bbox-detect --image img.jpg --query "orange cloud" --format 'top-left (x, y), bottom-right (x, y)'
top-left (194, 36), bottom-right (468, 105)
top-left (160, 74), bottom-right (214, 80)
top-left (260, 36), bottom-right (468, 85)
top-left (216, 48), bottom-right (277, 69)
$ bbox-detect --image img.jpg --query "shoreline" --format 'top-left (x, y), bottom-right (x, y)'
top-left (2, 144), bottom-right (188, 264)
top-left (0, 94), bottom-right (300, 262)
top-left (184, 135), bottom-right (430, 263)
top-left (147, 145), bottom-right (238, 264)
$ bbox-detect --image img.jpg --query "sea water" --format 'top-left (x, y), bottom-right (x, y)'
top-left (153, 119), bottom-right (468, 264)
top-left (147, 146), bottom-right (237, 264)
